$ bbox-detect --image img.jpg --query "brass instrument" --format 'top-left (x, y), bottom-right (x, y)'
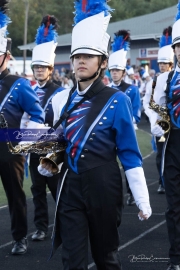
top-left (149, 79), bottom-right (170, 142)
top-left (0, 113), bottom-right (66, 174)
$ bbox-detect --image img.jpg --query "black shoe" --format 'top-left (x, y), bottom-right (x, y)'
top-left (31, 230), bottom-right (47, 241)
top-left (11, 237), bottom-right (28, 255)
top-left (167, 263), bottom-right (180, 270)
top-left (127, 195), bottom-right (136, 206)
top-left (157, 184), bottom-right (165, 194)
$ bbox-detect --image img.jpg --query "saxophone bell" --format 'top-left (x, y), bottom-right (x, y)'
top-left (40, 150), bottom-right (65, 174)
top-left (158, 136), bottom-right (166, 143)
top-left (156, 119), bottom-right (170, 142)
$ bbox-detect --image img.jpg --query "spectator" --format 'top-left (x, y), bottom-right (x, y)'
top-left (60, 67), bottom-right (66, 77)
top-left (149, 69), bottom-right (156, 80)
top-left (52, 69), bottom-right (62, 86)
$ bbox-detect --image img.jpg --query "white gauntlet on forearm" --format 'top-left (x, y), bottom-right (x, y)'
top-left (125, 167), bottom-right (152, 219)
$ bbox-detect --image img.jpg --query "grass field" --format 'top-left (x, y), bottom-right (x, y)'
top-left (0, 129), bottom-right (152, 207)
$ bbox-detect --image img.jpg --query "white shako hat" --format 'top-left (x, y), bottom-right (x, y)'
top-left (0, 0), bottom-right (11, 56)
top-left (108, 29), bottom-right (130, 70)
top-left (158, 26), bottom-right (173, 63)
top-left (142, 71), bottom-right (150, 79)
top-left (126, 67), bottom-right (134, 75)
top-left (70, 0), bottom-right (112, 58)
top-left (172, 1), bottom-right (180, 47)
top-left (31, 15), bottom-right (58, 67)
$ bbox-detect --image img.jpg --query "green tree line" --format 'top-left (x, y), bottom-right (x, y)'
top-left (8, 0), bottom-right (178, 57)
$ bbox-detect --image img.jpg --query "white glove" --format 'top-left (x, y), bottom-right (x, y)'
top-left (38, 164), bottom-right (53, 177)
top-left (138, 203), bottom-right (152, 221)
top-left (151, 124), bottom-right (164, 137)
top-left (133, 123), bottom-right (138, 130)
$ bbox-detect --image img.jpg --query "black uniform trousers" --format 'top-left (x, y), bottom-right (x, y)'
top-left (155, 137), bottom-right (164, 185)
top-left (0, 153), bottom-right (27, 241)
top-left (164, 129), bottom-right (180, 265)
top-left (29, 153), bottom-right (59, 233)
top-left (57, 161), bottom-right (123, 270)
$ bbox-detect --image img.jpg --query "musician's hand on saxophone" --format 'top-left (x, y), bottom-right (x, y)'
top-left (38, 161), bottom-right (54, 177)
top-left (38, 152), bottom-right (64, 177)
top-left (151, 124), bottom-right (165, 137)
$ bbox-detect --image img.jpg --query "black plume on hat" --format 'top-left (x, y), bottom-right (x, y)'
top-left (0, 0), bottom-right (10, 13)
top-left (162, 26), bottom-right (172, 37)
top-left (114, 30), bottom-right (131, 42)
top-left (40, 15), bottom-right (59, 30)
top-left (35, 15), bottom-right (59, 45)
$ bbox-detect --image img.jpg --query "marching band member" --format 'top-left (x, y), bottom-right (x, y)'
top-left (150, 2), bottom-right (180, 269)
top-left (108, 30), bottom-right (141, 130)
top-left (38, 1), bottom-right (151, 269)
top-left (29, 15), bottom-right (65, 241)
top-left (108, 30), bottom-right (141, 206)
top-left (143, 26), bottom-right (173, 195)
top-left (0, 1), bottom-right (44, 255)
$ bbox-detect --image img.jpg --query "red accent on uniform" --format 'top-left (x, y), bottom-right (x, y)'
top-left (82, 0), bottom-right (87, 12)
top-left (120, 34), bottom-right (129, 49)
top-left (44, 15), bottom-right (51, 36)
top-left (165, 30), bottom-right (169, 45)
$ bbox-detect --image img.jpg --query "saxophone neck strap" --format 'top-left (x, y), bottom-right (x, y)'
top-left (49, 77), bottom-right (105, 133)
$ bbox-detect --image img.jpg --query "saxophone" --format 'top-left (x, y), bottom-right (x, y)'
top-left (0, 113), bottom-right (66, 174)
top-left (149, 78), bottom-right (170, 142)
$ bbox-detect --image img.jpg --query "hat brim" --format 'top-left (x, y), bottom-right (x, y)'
top-left (70, 48), bottom-right (105, 58)
top-left (171, 39), bottom-right (180, 48)
top-left (157, 59), bottom-right (173, 63)
top-left (31, 61), bottom-right (53, 67)
top-left (109, 65), bottom-right (125, 71)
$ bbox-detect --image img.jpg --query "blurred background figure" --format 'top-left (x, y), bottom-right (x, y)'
top-left (52, 68), bottom-right (62, 86)
top-left (102, 74), bottom-right (110, 85)
top-left (125, 66), bottom-right (139, 86)
top-left (61, 75), bottom-right (70, 88)
top-left (60, 66), bottom-right (66, 77)
top-left (149, 69), bottom-right (156, 80)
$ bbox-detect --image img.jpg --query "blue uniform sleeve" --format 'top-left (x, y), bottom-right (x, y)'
top-left (127, 85), bottom-right (141, 123)
top-left (112, 94), bottom-right (143, 171)
top-left (17, 79), bottom-right (45, 123)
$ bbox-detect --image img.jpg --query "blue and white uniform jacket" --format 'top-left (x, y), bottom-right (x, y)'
top-left (108, 80), bottom-right (141, 123)
top-left (49, 78), bottom-right (151, 257)
top-left (32, 80), bottom-right (65, 127)
top-left (52, 78), bottom-right (150, 209)
top-left (0, 68), bottom-right (45, 157)
top-left (151, 65), bottom-right (180, 174)
top-left (0, 69), bottom-right (44, 129)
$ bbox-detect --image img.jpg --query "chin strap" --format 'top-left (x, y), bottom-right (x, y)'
top-left (0, 54), bottom-right (7, 69)
top-left (78, 55), bottom-right (107, 82)
top-left (78, 69), bottom-right (99, 82)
